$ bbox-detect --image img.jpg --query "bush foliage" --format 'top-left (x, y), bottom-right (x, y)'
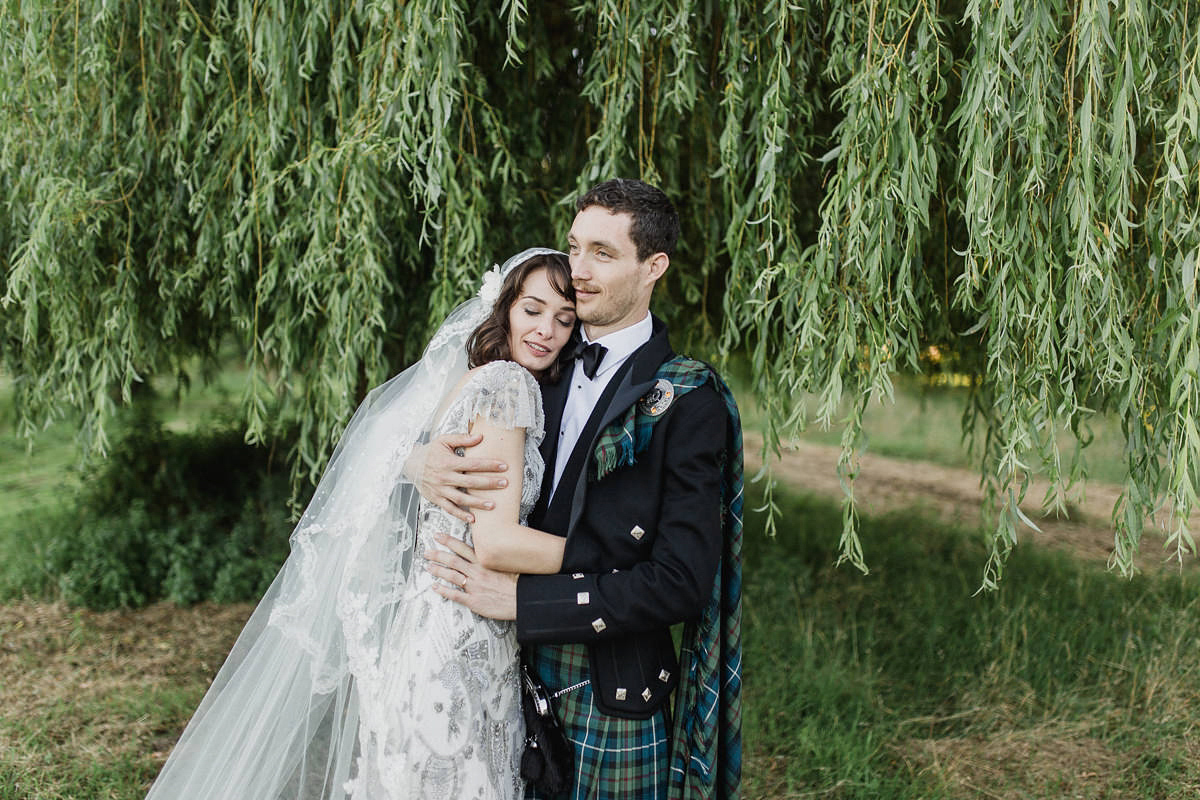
top-left (38, 406), bottom-right (291, 609)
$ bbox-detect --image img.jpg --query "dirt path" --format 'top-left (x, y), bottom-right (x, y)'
top-left (744, 432), bottom-right (1197, 574)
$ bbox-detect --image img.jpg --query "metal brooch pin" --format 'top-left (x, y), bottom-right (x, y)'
top-left (638, 378), bottom-right (675, 416)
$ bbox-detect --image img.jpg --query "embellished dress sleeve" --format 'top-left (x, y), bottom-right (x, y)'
top-left (449, 360), bottom-right (546, 525)
top-left (456, 360), bottom-right (545, 445)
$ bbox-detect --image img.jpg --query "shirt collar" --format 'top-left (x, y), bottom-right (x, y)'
top-left (582, 313), bottom-right (653, 377)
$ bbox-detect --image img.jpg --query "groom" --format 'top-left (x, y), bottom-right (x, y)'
top-left (425, 178), bottom-right (742, 799)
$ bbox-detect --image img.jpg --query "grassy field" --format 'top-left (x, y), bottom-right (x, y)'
top-left (3, 371), bottom-right (1196, 798)
top-left (735, 373), bottom-right (1133, 487)
top-left (2, 486), bottom-right (1197, 799)
top-left (0, 378), bottom-right (79, 527)
top-left (740, 490), bottom-right (1200, 798)
top-left (0, 374), bottom-right (80, 601)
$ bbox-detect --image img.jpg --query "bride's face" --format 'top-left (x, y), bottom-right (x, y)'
top-left (507, 268), bottom-right (577, 376)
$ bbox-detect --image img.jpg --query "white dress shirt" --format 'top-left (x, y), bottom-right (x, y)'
top-left (549, 313), bottom-right (654, 496)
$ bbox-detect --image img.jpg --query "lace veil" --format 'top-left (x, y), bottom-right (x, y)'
top-left (145, 247), bottom-right (563, 800)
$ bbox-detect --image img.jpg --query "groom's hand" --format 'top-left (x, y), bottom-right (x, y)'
top-left (427, 534), bottom-right (518, 620)
top-left (409, 433), bottom-right (510, 524)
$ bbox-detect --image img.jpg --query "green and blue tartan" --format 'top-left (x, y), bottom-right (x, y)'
top-left (525, 642), bottom-right (670, 800)
top-left (591, 359), bottom-right (721, 482)
top-left (591, 357), bottom-right (745, 799)
top-left (665, 367), bottom-right (743, 800)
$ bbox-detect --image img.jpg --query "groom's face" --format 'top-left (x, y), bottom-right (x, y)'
top-left (567, 206), bottom-right (654, 339)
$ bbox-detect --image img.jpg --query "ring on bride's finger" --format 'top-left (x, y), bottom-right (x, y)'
top-left (462, 576), bottom-right (469, 591)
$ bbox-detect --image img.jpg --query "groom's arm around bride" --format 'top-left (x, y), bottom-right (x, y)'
top-left (426, 178), bottom-right (743, 799)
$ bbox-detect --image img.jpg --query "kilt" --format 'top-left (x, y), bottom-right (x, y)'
top-left (525, 643), bottom-right (670, 800)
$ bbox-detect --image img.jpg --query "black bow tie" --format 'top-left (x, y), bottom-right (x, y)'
top-left (571, 340), bottom-right (608, 380)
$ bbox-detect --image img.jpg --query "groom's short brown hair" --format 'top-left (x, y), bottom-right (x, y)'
top-left (576, 178), bottom-right (679, 261)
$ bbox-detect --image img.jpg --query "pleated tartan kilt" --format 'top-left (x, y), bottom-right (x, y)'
top-left (525, 642), bottom-right (670, 800)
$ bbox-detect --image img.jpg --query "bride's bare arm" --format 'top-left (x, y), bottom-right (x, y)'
top-left (465, 413), bottom-right (565, 575)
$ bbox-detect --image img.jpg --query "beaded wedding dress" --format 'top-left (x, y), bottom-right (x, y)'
top-left (346, 360), bottom-right (544, 800)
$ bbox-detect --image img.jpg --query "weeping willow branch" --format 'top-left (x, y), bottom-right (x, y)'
top-left (2, 0), bottom-right (1198, 583)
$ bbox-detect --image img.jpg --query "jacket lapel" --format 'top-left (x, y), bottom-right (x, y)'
top-left (531, 374), bottom-right (571, 527)
top-left (562, 317), bottom-right (673, 535)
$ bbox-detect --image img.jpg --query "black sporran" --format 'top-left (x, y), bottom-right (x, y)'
top-left (519, 662), bottom-right (573, 793)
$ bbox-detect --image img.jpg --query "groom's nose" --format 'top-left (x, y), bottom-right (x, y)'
top-left (570, 254), bottom-right (589, 281)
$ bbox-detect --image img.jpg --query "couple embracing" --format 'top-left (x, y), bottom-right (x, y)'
top-left (146, 179), bottom-right (743, 799)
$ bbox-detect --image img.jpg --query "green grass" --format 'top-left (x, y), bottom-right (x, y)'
top-left (741, 485), bottom-right (1200, 797)
top-left (3, 485), bottom-right (1197, 798)
top-left (736, 374), bottom-right (1132, 486)
top-left (0, 599), bottom-right (245, 800)
top-left (0, 377), bottom-right (81, 525)
top-left (0, 690), bottom-right (191, 800)
top-left (0, 374), bottom-right (82, 600)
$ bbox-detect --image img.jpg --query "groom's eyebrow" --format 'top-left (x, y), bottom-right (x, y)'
top-left (593, 237), bottom-right (628, 255)
top-left (570, 231), bottom-right (623, 254)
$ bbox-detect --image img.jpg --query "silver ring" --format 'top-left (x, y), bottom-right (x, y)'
top-left (462, 576), bottom-right (469, 591)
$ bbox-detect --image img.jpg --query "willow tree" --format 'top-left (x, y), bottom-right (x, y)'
top-left (2, 0), bottom-right (1197, 584)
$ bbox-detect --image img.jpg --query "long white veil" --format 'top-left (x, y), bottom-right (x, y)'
top-left (145, 247), bottom-right (563, 799)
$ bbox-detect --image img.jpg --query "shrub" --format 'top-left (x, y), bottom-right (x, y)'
top-left (42, 404), bottom-right (293, 609)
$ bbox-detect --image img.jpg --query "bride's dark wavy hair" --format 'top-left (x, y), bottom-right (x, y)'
top-left (467, 252), bottom-right (575, 383)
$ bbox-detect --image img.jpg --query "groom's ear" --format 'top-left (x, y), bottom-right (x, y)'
top-left (645, 252), bottom-right (670, 284)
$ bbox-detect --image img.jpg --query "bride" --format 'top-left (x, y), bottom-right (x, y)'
top-left (144, 248), bottom-right (577, 800)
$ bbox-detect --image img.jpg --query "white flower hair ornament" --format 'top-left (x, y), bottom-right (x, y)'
top-left (477, 264), bottom-right (504, 308)
top-left (475, 248), bottom-right (563, 312)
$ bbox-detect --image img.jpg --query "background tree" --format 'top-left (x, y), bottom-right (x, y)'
top-left (2, 0), bottom-right (1197, 584)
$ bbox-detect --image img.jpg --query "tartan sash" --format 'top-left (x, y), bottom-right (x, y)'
top-left (589, 357), bottom-right (744, 799)
top-left (590, 358), bottom-right (714, 481)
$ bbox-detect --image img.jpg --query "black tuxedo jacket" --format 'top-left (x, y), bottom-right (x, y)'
top-left (516, 316), bottom-right (728, 718)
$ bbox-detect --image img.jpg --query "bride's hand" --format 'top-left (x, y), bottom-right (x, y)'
top-left (427, 533), bottom-right (519, 620)
top-left (407, 434), bottom-right (510, 524)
